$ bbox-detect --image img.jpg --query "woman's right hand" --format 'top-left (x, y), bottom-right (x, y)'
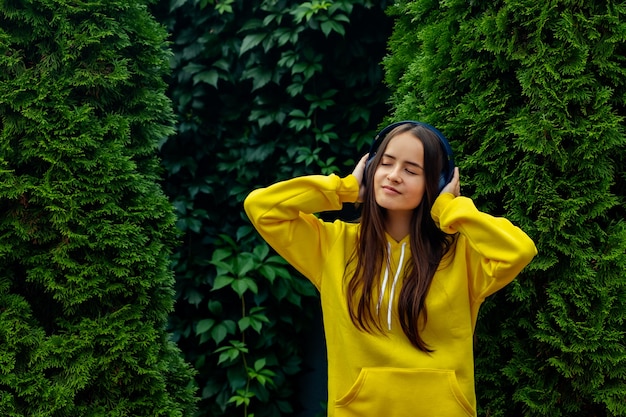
top-left (352, 154), bottom-right (369, 202)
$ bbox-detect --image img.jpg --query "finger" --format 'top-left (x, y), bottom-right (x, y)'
top-left (352, 154), bottom-right (369, 184)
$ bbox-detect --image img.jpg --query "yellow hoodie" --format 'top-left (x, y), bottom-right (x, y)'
top-left (244, 174), bottom-right (537, 417)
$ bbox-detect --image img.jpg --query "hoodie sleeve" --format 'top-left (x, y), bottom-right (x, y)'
top-left (243, 174), bottom-right (360, 289)
top-left (431, 192), bottom-right (537, 301)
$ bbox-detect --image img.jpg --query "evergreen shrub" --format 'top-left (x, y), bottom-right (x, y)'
top-left (385, 1), bottom-right (626, 416)
top-left (0, 1), bottom-right (197, 415)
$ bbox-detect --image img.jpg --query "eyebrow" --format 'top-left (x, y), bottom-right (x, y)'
top-left (382, 153), bottom-right (424, 170)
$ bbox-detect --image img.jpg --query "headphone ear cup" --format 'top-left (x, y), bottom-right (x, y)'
top-left (438, 173), bottom-right (446, 193)
top-left (439, 153), bottom-right (455, 193)
top-left (362, 156), bottom-right (374, 185)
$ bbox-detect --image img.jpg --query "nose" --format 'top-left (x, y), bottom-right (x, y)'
top-left (387, 165), bottom-right (402, 183)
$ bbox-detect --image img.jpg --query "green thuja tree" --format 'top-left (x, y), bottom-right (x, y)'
top-left (0, 1), bottom-right (197, 415)
top-left (153, 0), bottom-right (391, 415)
top-left (385, 0), bottom-right (626, 416)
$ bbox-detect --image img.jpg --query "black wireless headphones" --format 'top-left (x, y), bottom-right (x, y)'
top-left (364, 120), bottom-right (455, 192)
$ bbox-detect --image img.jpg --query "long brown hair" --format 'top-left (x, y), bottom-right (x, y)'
top-left (346, 123), bottom-right (456, 352)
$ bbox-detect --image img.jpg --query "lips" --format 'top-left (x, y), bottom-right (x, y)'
top-left (382, 185), bottom-right (401, 195)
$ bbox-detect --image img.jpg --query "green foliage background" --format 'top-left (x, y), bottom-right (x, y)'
top-left (154, 0), bottom-right (391, 415)
top-left (2, 0), bottom-right (624, 416)
top-left (385, 0), bottom-right (626, 416)
top-left (0, 0), bottom-right (196, 415)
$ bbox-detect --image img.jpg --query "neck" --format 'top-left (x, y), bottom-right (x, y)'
top-left (384, 210), bottom-right (412, 242)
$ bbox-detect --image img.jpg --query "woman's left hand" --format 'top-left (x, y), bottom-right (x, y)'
top-left (440, 167), bottom-right (460, 197)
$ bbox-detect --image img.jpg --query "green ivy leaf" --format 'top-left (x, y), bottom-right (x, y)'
top-left (211, 323), bottom-right (230, 344)
top-left (242, 66), bottom-right (272, 91)
top-left (320, 19), bottom-right (345, 37)
top-left (208, 300), bottom-right (223, 315)
top-left (211, 248), bottom-right (232, 263)
top-left (193, 70), bottom-right (219, 88)
top-left (212, 275), bottom-right (235, 291)
top-left (259, 265), bottom-right (276, 283)
top-left (231, 277), bottom-right (258, 296)
top-left (240, 33), bottom-right (267, 55)
top-left (236, 255), bottom-right (255, 277)
top-left (196, 318), bottom-right (215, 334)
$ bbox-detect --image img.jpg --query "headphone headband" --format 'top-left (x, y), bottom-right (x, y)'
top-left (365, 120), bottom-right (455, 192)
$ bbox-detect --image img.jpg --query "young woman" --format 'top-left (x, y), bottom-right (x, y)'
top-left (244, 121), bottom-right (537, 417)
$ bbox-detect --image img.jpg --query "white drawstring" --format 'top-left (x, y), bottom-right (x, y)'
top-left (388, 242), bottom-right (406, 330)
top-left (376, 242), bottom-right (392, 316)
top-left (376, 242), bottom-right (407, 330)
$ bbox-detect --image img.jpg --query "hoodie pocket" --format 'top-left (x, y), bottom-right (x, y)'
top-left (334, 367), bottom-right (475, 417)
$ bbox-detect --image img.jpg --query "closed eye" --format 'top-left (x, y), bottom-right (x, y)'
top-left (382, 153), bottom-right (423, 173)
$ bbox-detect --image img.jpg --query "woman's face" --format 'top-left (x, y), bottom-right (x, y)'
top-left (373, 131), bottom-right (426, 213)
